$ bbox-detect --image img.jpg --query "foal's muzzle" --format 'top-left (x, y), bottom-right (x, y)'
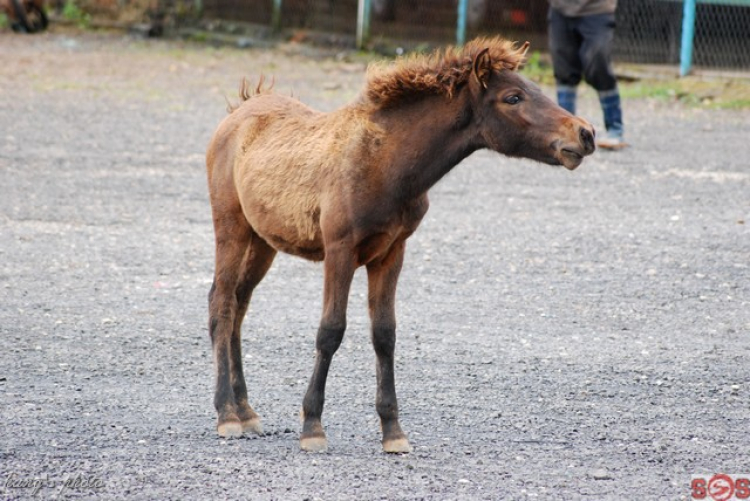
top-left (558, 119), bottom-right (596, 170)
top-left (579, 126), bottom-right (595, 155)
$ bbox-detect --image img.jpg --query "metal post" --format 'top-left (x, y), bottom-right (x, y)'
top-left (272, 0), bottom-right (282, 33)
top-left (357, 0), bottom-right (371, 50)
top-left (680, 0), bottom-right (697, 76)
top-left (456, 0), bottom-right (468, 46)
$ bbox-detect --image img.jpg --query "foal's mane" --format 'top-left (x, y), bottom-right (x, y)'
top-left (226, 75), bottom-right (275, 113)
top-left (365, 37), bottom-right (528, 109)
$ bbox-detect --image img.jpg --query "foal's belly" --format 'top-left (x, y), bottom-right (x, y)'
top-left (237, 189), bottom-right (325, 262)
top-left (242, 201), bottom-right (325, 261)
top-left (263, 232), bottom-right (325, 261)
top-left (234, 150), bottom-right (327, 261)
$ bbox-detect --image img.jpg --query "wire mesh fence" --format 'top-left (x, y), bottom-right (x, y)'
top-left (614, 0), bottom-right (750, 69)
top-left (692, 1), bottom-right (750, 68)
top-left (201, 0), bottom-right (271, 25)
top-left (615, 1), bottom-right (684, 65)
top-left (199, 0), bottom-right (358, 33)
top-left (281, 0), bottom-right (358, 34)
top-left (198, 0), bottom-right (750, 71)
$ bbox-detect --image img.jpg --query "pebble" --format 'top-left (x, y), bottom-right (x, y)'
top-left (591, 468), bottom-right (613, 480)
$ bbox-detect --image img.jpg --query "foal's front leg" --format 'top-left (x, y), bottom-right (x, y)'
top-left (367, 240), bottom-right (412, 453)
top-left (300, 245), bottom-right (356, 452)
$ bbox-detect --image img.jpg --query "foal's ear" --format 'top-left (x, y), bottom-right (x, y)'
top-left (513, 41), bottom-right (531, 70)
top-left (473, 47), bottom-right (492, 90)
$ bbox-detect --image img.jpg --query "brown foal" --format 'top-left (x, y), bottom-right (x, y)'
top-left (205, 37), bottom-right (595, 453)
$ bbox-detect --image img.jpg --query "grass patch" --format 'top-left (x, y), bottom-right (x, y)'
top-left (521, 51), bottom-right (556, 86)
top-left (620, 77), bottom-right (750, 109)
top-left (62, 0), bottom-right (91, 29)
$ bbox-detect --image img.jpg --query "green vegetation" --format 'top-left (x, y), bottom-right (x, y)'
top-left (187, 31), bottom-right (209, 43)
top-left (62, 0), bottom-right (91, 29)
top-left (521, 50), bottom-right (555, 86)
top-left (620, 78), bottom-right (750, 110)
top-left (0, 12), bottom-right (9, 30)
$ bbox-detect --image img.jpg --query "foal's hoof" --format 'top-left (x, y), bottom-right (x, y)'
top-left (300, 435), bottom-right (328, 453)
top-left (241, 417), bottom-right (264, 435)
top-left (382, 437), bottom-right (413, 454)
top-left (217, 421), bottom-right (244, 439)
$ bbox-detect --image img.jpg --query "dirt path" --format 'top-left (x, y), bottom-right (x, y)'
top-left (1, 29), bottom-right (748, 500)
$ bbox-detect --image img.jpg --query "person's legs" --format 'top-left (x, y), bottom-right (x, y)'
top-left (597, 88), bottom-right (623, 141)
top-left (548, 8), bottom-right (582, 115)
top-left (577, 12), bottom-right (625, 145)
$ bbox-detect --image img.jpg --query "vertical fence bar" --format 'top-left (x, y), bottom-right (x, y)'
top-left (357, 0), bottom-right (371, 49)
top-left (680, 0), bottom-right (697, 76)
top-left (456, 0), bottom-right (468, 45)
top-left (364, 0), bottom-right (371, 46)
top-left (272, 0), bottom-right (282, 33)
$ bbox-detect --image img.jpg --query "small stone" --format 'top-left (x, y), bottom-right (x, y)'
top-left (591, 468), bottom-right (612, 480)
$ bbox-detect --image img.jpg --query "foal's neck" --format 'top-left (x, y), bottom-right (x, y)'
top-left (372, 92), bottom-right (479, 199)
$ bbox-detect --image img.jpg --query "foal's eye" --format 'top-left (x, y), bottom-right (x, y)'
top-left (504, 95), bottom-right (522, 105)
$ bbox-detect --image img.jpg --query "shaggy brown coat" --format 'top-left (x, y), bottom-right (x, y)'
top-left (205, 37), bottom-right (595, 453)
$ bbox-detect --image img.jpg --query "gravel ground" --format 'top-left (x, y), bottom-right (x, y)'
top-left (1, 30), bottom-right (748, 500)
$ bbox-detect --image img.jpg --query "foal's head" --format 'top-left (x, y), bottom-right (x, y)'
top-left (366, 37), bottom-right (595, 170)
top-left (466, 39), bottom-right (595, 169)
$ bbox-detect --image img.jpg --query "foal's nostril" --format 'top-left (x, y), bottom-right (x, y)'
top-left (580, 127), bottom-right (595, 153)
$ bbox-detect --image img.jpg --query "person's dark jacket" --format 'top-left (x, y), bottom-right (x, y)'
top-left (548, 0), bottom-right (616, 17)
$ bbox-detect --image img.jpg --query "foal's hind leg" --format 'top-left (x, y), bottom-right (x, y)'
top-left (209, 213), bottom-right (274, 438)
top-left (366, 241), bottom-right (412, 453)
top-left (230, 235), bottom-right (276, 434)
top-left (208, 229), bottom-right (247, 438)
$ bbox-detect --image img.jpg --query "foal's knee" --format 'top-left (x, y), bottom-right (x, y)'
top-left (371, 324), bottom-right (396, 357)
top-left (316, 322), bottom-right (346, 356)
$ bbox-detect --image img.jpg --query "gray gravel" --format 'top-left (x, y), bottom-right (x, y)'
top-left (1, 30), bottom-right (748, 500)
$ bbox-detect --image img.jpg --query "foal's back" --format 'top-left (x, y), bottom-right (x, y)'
top-left (207, 93), bottom-right (381, 261)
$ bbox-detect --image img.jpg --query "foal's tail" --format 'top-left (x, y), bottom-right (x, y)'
top-left (225, 75), bottom-right (275, 113)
